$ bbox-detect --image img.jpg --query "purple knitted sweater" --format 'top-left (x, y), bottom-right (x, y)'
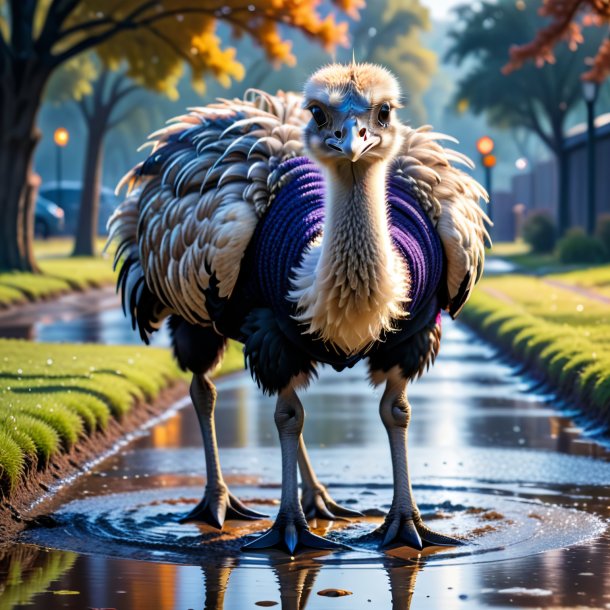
top-left (226, 156), bottom-right (444, 366)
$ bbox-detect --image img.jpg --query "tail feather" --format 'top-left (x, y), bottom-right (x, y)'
top-left (106, 192), bottom-right (169, 344)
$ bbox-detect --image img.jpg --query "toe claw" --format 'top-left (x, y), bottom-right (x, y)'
top-left (301, 485), bottom-right (363, 521)
top-left (226, 493), bottom-right (268, 521)
top-left (300, 529), bottom-right (347, 551)
top-left (179, 501), bottom-right (224, 529)
top-left (243, 523), bottom-right (347, 554)
top-left (180, 489), bottom-right (267, 528)
top-left (285, 523), bottom-right (298, 554)
top-left (242, 528), bottom-right (282, 550)
top-left (415, 515), bottom-right (465, 548)
top-left (399, 519), bottom-right (423, 550)
top-left (378, 511), bottom-right (465, 550)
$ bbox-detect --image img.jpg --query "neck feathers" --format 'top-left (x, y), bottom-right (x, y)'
top-left (289, 162), bottom-right (409, 354)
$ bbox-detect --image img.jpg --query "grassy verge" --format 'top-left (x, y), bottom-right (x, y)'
top-left (0, 340), bottom-right (184, 494)
top-left (487, 241), bottom-right (556, 270)
top-left (0, 238), bottom-right (115, 309)
top-left (0, 338), bottom-right (245, 497)
top-left (461, 273), bottom-right (610, 423)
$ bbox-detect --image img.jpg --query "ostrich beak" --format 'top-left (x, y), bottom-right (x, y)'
top-left (325, 117), bottom-right (379, 162)
top-left (340, 118), bottom-right (375, 162)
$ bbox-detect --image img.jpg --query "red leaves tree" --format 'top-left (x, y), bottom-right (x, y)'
top-left (504, 0), bottom-right (610, 82)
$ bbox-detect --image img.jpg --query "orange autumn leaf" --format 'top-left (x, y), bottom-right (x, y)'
top-left (504, 0), bottom-right (610, 83)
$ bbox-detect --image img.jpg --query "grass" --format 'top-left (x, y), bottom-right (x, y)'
top-left (0, 340), bottom-right (184, 493)
top-left (0, 238), bottom-right (115, 308)
top-left (34, 237), bottom-right (108, 259)
top-left (462, 271), bottom-right (610, 423)
top-left (548, 266), bottom-right (610, 299)
top-left (488, 241), bottom-right (559, 272)
top-left (0, 337), bottom-right (245, 496)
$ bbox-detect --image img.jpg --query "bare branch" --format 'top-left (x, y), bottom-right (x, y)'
top-left (54, 0), bottom-right (159, 43)
top-left (36, 0), bottom-right (81, 53)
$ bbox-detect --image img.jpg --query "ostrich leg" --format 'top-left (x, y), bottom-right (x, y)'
top-left (244, 385), bottom-right (343, 553)
top-left (298, 436), bottom-right (362, 520)
top-left (377, 373), bottom-right (463, 549)
top-left (180, 374), bottom-right (267, 527)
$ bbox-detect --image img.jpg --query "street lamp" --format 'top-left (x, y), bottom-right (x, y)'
top-left (582, 80), bottom-right (600, 235)
top-left (476, 136), bottom-right (495, 222)
top-left (53, 127), bottom-right (69, 210)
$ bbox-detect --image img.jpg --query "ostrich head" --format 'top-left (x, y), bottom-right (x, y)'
top-left (303, 62), bottom-right (404, 168)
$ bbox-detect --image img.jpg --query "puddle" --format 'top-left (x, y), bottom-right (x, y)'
top-left (22, 485), bottom-right (605, 566)
top-left (2, 310), bottom-right (610, 609)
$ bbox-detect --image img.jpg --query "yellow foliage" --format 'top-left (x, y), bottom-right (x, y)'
top-left (45, 54), bottom-right (98, 103)
top-left (44, 0), bottom-right (358, 98)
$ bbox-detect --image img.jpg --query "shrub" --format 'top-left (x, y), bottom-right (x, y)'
top-left (522, 211), bottom-right (557, 253)
top-left (595, 213), bottom-right (610, 261)
top-left (557, 228), bottom-right (606, 264)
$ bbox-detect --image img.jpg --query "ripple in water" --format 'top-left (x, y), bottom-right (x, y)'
top-left (22, 485), bottom-right (605, 567)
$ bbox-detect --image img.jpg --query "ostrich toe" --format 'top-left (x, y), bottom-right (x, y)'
top-left (301, 483), bottom-right (363, 520)
top-left (377, 510), bottom-right (465, 550)
top-left (243, 515), bottom-right (345, 554)
top-left (180, 486), bottom-right (267, 529)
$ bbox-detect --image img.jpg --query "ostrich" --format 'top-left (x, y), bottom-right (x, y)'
top-left (108, 62), bottom-right (489, 554)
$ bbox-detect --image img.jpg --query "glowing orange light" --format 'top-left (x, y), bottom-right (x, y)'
top-left (482, 154), bottom-right (497, 168)
top-left (476, 136), bottom-right (494, 156)
top-left (53, 127), bottom-right (69, 147)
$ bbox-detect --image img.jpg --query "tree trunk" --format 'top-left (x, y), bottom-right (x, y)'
top-left (0, 64), bottom-right (47, 273)
top-left (72, 120), bottom-right (105, 257)
top-left (556, 145), bottom-right (571, 237)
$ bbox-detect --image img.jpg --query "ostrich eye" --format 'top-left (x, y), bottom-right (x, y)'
top-left (309, 105), bottom-right (327, 128)
top-left (378, 102), bottom-right (391, 126)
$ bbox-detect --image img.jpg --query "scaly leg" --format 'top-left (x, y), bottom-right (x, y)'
top-left (298, 436), bottom-right (362, 520)
top-left (376, 371), bottom-right (463, 549)
top-left (243, 385), bottom-right (343, 553)
top-left (180, 373), bottom-right (267, 528)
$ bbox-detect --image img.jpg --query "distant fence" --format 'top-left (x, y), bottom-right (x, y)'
top-left (490, 114), bottom-right (610, 242)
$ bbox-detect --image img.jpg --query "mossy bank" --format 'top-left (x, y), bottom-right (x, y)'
top-left (461, 272), bottom-right (610, 426)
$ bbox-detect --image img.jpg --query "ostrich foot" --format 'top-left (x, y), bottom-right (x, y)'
top-left (301, 484), bottom-right (363, 521)
top-left (376, 510), bottom-right (465, 550)
top-left (180, 486), bottom-right (267, 529)
top-left (243, 513), bottom-right (345, 554)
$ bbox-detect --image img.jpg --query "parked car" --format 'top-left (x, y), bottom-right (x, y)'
top-left (38, 181), bottom-right (120, 235)
top-left (35, 194), bottom-right (65, 238)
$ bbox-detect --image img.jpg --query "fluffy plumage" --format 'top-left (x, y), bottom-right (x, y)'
top-left (107, 62), bottom-right (490, 554)
top-left (108, 69), bottom-right (489, 349)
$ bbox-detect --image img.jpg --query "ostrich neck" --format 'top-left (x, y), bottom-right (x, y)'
top-left (321, 161), bottom-right (394, 285)
top-left (290, 158), bottom-right (408, 354)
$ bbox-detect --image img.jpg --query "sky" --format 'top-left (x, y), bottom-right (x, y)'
top-left (425, 0), bottom-right (467, 21)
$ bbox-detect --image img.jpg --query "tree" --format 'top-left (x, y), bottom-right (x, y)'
top-left (0, 0), bottom-right (361, 273)
top-left (46, 56), bottom-right (146, 256)
top-left (445, 0), bottom-right (605, 235)
top-left (348, 0), bottom-right (436, 124)
top-left (73, 69), bottom-right (141, 257)
top-left (504, 0), bottom-right (610, 83)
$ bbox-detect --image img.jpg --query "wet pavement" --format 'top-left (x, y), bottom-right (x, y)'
top-left (1, 300), bottom-right (610, 609)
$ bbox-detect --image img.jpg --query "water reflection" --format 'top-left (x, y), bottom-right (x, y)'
top-left (0, 546), bottom-right (76, 608)
top-left (0, 289), bottom-right (168, 345)
top-left (0, 547), bottom-right (430, 610)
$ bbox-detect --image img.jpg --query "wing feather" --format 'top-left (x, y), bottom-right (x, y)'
top-left (109, 89), bottom-right (308, 327)
top-left (393, 125), bottom-right (491, 318)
